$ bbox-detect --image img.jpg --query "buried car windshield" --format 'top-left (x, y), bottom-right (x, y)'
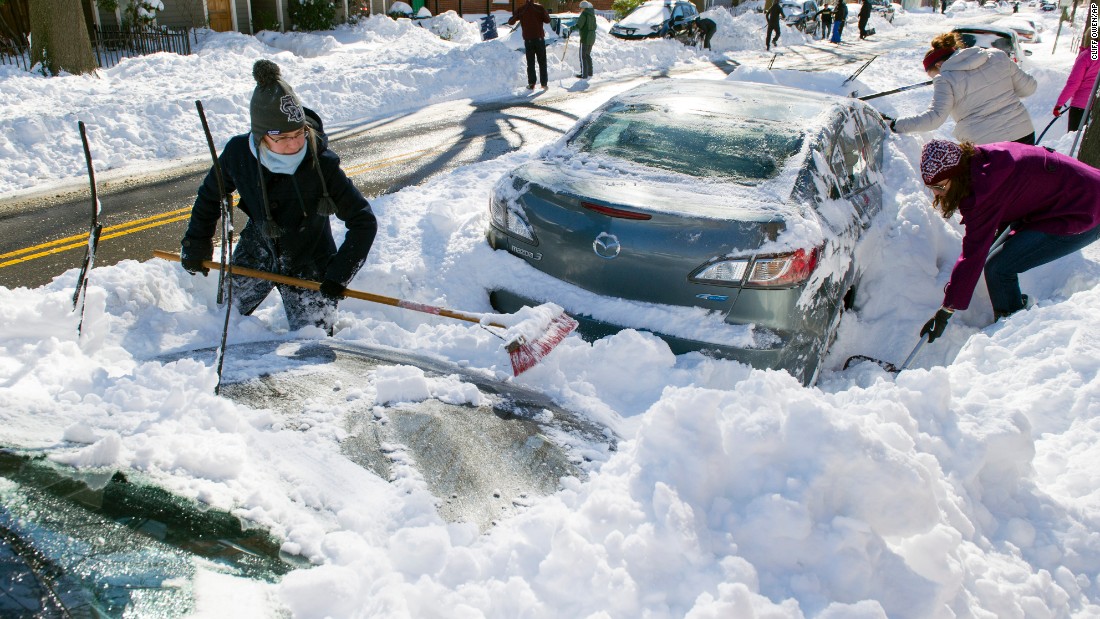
top-left (568, 103), bottom-right (806, 182)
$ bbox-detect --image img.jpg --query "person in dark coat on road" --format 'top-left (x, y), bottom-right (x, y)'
top-left (690, 15), bottom-right (717, 50)
top-left (830, 0), bottom-right (847, 43)
top-left (180, 60), bottom-right (378, 334)
top-left (766, 1), bottom-right (785, 50)
top-left (857, 0), bottom-right (872, 39)
top-left (573, 0), bottom-right (597, 78)
top-left (916, 139), bottom-right (1100, 343)
top-left (508, 0), bottom-right (551, 89)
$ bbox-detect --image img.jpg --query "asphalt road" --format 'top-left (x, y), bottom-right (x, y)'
top-left (0, 34), bottom-right (899, 290)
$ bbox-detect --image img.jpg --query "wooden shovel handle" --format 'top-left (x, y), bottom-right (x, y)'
top-left (153, 250), bottom-right (506, 329)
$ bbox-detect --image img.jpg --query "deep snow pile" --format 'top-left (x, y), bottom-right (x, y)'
top-left (3, 5), bottom-right (1100, 618)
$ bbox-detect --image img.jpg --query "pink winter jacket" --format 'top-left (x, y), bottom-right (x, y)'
top-left (942, 143), bottom-right (1100, 311)
top-left (1056, 48), bottom-right (1100, 110)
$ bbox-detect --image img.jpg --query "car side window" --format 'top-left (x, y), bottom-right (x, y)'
top-left (828, 111), bottom-right (871, 196)
top-left (858, 107), bottom-right (885, 168)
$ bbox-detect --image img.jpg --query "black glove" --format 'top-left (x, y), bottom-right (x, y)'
top-left (180, 237), bottom-right (213, 276)
top-left (920, 308), bottom-right (953, 343)
top-left (319, 279), bottom-right (346, 300)
top-left (181, 257), bottom-right (209, 276)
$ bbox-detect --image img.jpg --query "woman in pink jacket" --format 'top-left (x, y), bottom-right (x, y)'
top-left (1054, 45), bottom-right (1100, 131)
top-left (916, 139), bottom-right (1100, 343)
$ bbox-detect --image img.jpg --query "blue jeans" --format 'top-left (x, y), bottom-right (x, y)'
top-left (524, 38), bottom-right (548, 87)
top-left (984, 223), bottom-right (1100, 314)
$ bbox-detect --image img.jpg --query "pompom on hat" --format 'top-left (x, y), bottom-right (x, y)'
top-left (920, 139), bottom-right (964, 185)
top-left (250, 59), bottom-right (305, 139)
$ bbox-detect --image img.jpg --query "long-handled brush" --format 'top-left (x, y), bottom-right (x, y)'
top-left (154, 250), bottom-right (577, 377)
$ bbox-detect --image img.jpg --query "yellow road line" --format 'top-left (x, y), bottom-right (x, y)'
top-left (0, 214), bottom-right (193, 268)
top-left (3, 140), bottom-right (457, 269)
top-left (0, 207), bottom-right (193, 261)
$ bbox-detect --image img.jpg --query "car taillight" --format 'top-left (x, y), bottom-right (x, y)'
top-left (689, 247), bottom-right (819, 288)
top-left (747, 248), bottom-right (818, 287)
top-left (489, 195), bottom-right (537, 243)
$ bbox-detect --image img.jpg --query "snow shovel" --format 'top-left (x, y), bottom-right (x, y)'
top-left (842, 335), bottom-right (925, 374)
top-left (153, 250), bottom-right (577, 376)
top-left (857, 80), bottom-right (933, 101)
top-left (1036, 105), bottom-right (1067, 145)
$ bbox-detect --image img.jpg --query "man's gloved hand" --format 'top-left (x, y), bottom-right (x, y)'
top-left (180, 237), bottom-right (213, 276)
top-left (1053, 106), bottom-right (1064, 117)
top-left (181, 257), bottom-right (210, 276)
top-left (920, 307), bottom-right (953, 343)
top-left (319, 280), bottom-right (346, 301)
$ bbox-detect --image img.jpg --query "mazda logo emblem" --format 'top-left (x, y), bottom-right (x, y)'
top-left (593, 232), bottom-right (620, 259)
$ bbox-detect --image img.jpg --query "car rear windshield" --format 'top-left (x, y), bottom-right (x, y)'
top-left (569, 102), bottom-right (807, 182)
top-left (956, 30), bottom-right (1013, 56)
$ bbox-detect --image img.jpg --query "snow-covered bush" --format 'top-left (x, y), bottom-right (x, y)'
top-left (290, 0), bottom-right (336, 31)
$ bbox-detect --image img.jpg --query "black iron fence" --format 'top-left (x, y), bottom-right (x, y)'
top-left (0, 36), bottom-right (30, 71)
top-left (0, 24), bottom-right (191, 73)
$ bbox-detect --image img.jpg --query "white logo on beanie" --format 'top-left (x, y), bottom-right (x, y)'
top-left (280, 94), bottom-right (304, 124)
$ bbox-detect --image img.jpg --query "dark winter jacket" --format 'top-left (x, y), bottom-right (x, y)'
top-left (766, 2), bottom-right (785, 26)
top-left (833, 1), bottom-right (848, 21)
top-left (858, 0), bottom-right (872, 22)
top-left (508, 0), bottom-right (550, 40)
top-left (181, 109), bottom-right (377, 287)
top-left (574, 6), bottom-right (597, 45)
top-left (942, 143), bottom-right (1100, 310)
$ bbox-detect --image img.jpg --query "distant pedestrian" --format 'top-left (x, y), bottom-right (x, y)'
top-left (820, 4), bottom-right (833, 38)
top-left (508, 0), bottom-right (551, 90)
top-left (766, 1), bottom-right (785, 50)
top-left (830, 0), bottom-right (847, 43)
top-left (890, 33), bottom-right (1037, 144)
top-left (857, 0), bottom-right (872, 39)
top-left (915, 139), bottom-right (1100, 341)
top-left (1054, 44), bottom-right (1100, 131)
top-left (691, 15), bottom-right (717, 50)
top-left (574, 0), bottom-right (597, 79)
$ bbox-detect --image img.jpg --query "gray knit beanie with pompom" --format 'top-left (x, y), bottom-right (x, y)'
top-left (250, 59), bottom-right (305, 140)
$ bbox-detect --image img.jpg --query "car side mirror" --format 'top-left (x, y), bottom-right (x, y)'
top-left (1024, 49), bottom-right (1032, 56)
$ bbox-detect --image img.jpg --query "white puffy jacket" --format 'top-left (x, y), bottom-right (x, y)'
top-left (893, 46), bottom-right (1037, 144)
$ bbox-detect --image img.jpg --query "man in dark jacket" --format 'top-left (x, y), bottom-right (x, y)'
top-left (690, 15), bottom-right (717, 50)
top-left (508, 0), bottom-right (551, 89)
top-left (180, 60), bottom-right (378, 333)
top-left (573, 0), bottom-right (597, 78)
top-left (829, 0), bottom-right (847, 43)
top-left (765, 1), bottom-right (784, 50)
top-left (857, 0), bottom-right (872, 39)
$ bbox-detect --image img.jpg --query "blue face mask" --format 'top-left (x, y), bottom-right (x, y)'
top-left (250, 134), bottom-right (308, 174)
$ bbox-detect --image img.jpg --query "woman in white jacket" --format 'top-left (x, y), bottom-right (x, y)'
top-left (891, 32), bottom-right (1037, 144)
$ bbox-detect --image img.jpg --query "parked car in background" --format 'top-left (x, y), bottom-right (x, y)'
top-left (485, 80), bottom-right (890, 385)
top-left (782, 0), bottom-right (822, 35)
top-left (610, 0), bottom-right (698, 43)
top-left (952, 24), bottom-right (1031, 64)
top-left (550, 12), bottom-right (581, 37)
top-left (1039, 0), bottom-right (1057, 10)
top-left (999, 17), bottom-right (1043, 43)
top-left (870, 0), bottom-right (898, 22)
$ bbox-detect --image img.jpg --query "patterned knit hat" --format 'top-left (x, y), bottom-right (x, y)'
top-left (921, 139), bottom-right (964, 185)
top-left (250, 59), bottom-right (305, 140)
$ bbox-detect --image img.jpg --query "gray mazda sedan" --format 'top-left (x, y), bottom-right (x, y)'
top-left (486, 79), bottom-right (888, 384)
